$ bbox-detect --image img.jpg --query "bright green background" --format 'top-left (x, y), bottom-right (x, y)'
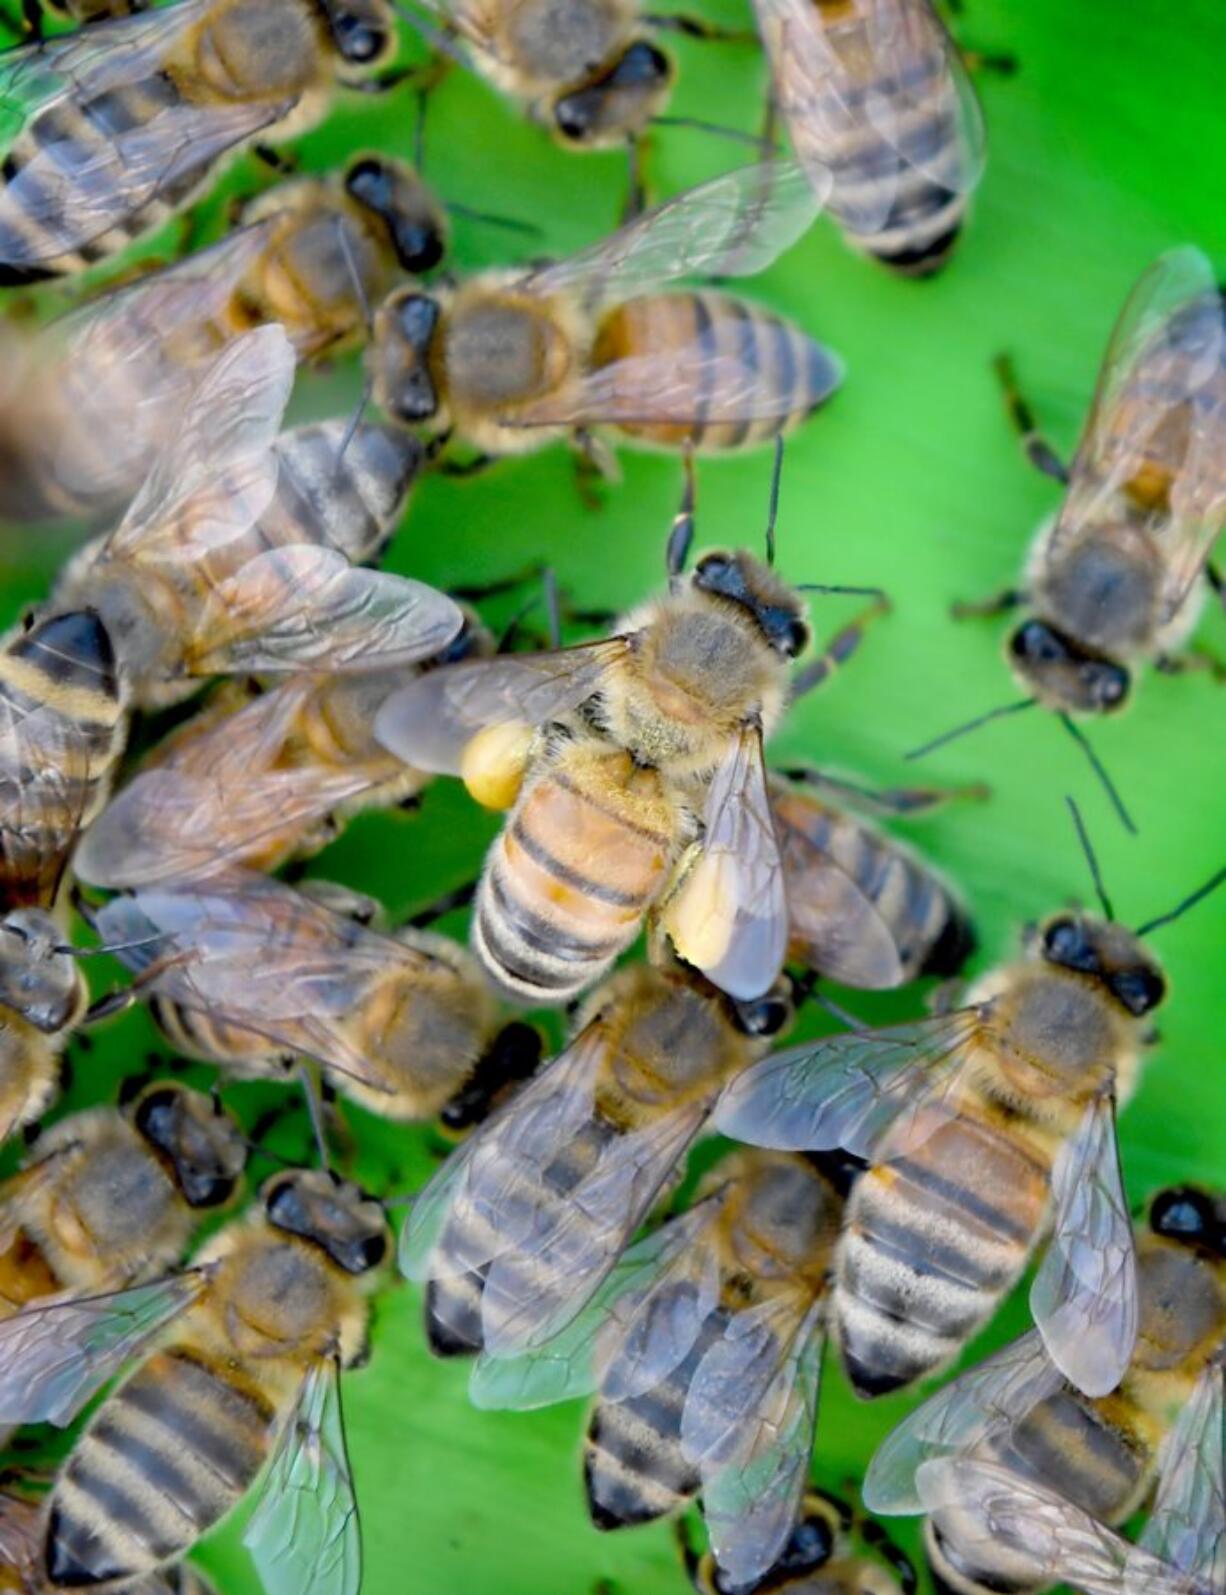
top-left (2, 1), bottom-right (1226, 1592)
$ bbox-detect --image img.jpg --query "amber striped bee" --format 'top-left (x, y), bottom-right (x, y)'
top-left (400, 961), bottom-right (797, 1365)
top-left (716, 821), bottom-right (1226, 1403)
top-left (863, 1184), bottom-right (1226, 1595)
top-left (0, 1168), bottom-right (388, 1592)
top-left (467, 1149), bottom-right (843, 1586)
top-left (367, 160), bottom-right (841, 469)
top-left (0, 0), bottom-right (404, 283)
top-left (51, 326), bottom-right (459, 711)
top-left (752, 0), bottom-right (985, 275)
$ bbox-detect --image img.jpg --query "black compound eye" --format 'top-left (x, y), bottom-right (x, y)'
top-left (133, 1086), bottom-right (182, 1148)
top-left (780, 615), bottom-right (809, 659)
top-left (331, 14), bottom-right (387, 63)
top-left (1109, 965), bottom-right (1166, 1016)
top-left (390, 219), bottom-right (445, 275)
top-left (1092, 662), bottom-right (1130, 708)
top-left (1150, 1185), bottom-right (1218, 1248)
top-left (1011, 619), bottom-right (1064, 663)
top-left (360, 1231), bottom-right (388, 1270)
top-left (182, 1172), bottom-right (236, 1210)
top-left (1042, 917), bottom-right (1085, 963)
top-left (553, 93), bottom-right (594, 142)
top-left (734, 993), bottom-right (792, 1037)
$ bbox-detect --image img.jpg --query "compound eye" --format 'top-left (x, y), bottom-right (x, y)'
top-left (1150, 1185), bottom-right (1217, 1246)
top-left (781, 615), bottom-right (809, 659)
top-left (333, 15), bottom-right (387, 63)
top-left (360, 1231), bottom-right (388, 1270)
top-left (1095, 663), bottom-right (1130, 708)
top-left (133, 1086), bottom-right (182, 1147)
top-left (1010, 619), bottom-right (1062, 663)
top-left (1041, 917), bottom-right (1082, 962)
top-left (1110, 965), bottom-right (1166, 1016)
top-left (734, 991), bottom-right (792, 1037)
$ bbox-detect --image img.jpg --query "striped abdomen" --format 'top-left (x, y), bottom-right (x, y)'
top-left (0, 610), bottom-right (125, 906)
top-left (591, 291), bottom-right (839, 452)
top-left (148, 995), bottom-right (292, 1080)
top-left (472, 750), bottom-right (681, 1005)
top-left (834, 1095), bottom-right (1052, 1397)
top-left (44, 1346), bottom-right (278, 1586)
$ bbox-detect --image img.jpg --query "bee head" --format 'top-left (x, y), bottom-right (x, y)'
top-left (0, 908), bottom-right (83, 1033)
top-left (1038, 913), bottom-right (1167, 1016)
top-left (318, 0), bottom-right (396, 67)
top-left (371, 288), bottom-right (443, 424)
top-left (1007, 618), bottom-right (1130, 713)
top-left (131, 1084), bottom-right (248, 1210)
top-left (1149, 1185), bottom-right (1226, 1258)
top-left (344, 155), bottom-right (448, 275)
top-left (728, 976), bottom-right (796, 1039)
top-left (552, 40), bottom-right (673, 147)
top-left (264, 1169), bottom-right (390, 1275)
top-left (692, 551), bottom-right (811, 659)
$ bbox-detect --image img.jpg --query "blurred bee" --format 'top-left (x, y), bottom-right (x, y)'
top-left (752, 0), bottom-right (985, 275)
top-left (771, 768), bottom-right (976, 990)
top-left (400, 961), bottom-right (797, 1365)
top-left (914, 249), bottom-right (1226, 814)
top-left (716, 811), bottom-right (1226, 1403)
top-left (467, 1149), bottom-right (845, 1586)
top-left (680, 1489), bottom-right (917, 1595)
top-left (51, 326), bottom-right (459, 710)
top-left (75, 610), bottom-right (493, 890)
top-left (86, 871), bottom-right (544, 1126)
top-left (0, 1168), bottom-right (389, 1591)
top-left (0, 0), bottom-right (405, 282)
top-left (368, 160), bottom-right (842, 469)
top-left (864, 1184), bottom-right (1226, 1595)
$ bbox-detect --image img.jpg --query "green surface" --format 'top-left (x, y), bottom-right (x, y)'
top-left (3, 2), bottom-right (1226, 1593)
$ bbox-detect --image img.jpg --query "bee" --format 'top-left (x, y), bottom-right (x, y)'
top-left (86, 871), bottom-right (545, 1126)
top-left (680, 1489), bottom-right (918, 1595)
top-left (715, 812), bottom-right (1226, 1403)
top-left (367, 159), bottom-right (841, 468)
top-left (0, 0), bottom-right (404, 283)
top-left (466, 1149), bottom-right (843, 1585)
top-left (770, 770), bottom-right (976, 990)
top-left (0, 1168), bottom-right (389, 1591)
top-left (863, 1184), bottom-right (1226, 1595)
top-left (751, 0), bottom-right (985, 275)
top-left (913, 249), bottom-right (1226, 807)
top-left (400, 961), bottom-right (797, 1365)
top-left (50, 325), bottom-right (459, 710)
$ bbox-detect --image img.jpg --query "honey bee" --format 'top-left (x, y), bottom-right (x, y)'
top-left (87, 871), bottom-right (545, 1124)
top-left (51, 325), bottom-right (459, 711)
top-left (771, 770), bottom-right (976, 990)
top-left (715, 817), bottom-right (1226, 1403)
top-left (400, 961), bottom-right (797, 1365)
top-left (863, 1184), bottom-right (1226, 1595)
top-left (913, 249), bottom-right (1226, 805)
top-left (367, 160), bottom-right (841, 467)
top-left (0, 1168), bottom-right (389, 1592)
top-left (0, 0), bottom-right (404, 282)
top-left (752, 0), bottom-right (985, 275)
top-left (466, 1149), bottom-right (844, 1585)
top-left (680, 1489), bottom-right (917, 1595)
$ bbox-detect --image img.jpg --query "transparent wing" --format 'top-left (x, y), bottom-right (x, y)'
top-left (916, 1459), bottom-right (1203, 1595)
top-left (662, 726), bottom-right (789, 1001)
top-left (523, 161), bottom-right (826, 311)
top-left (1030, 1087), bottom-right (1137, 1398)
top-left (243, 1357), bottom-right (360, 1595)
top-left (0, 688), bottom-right (89, 906)
top-left (1138, 1358), bottom-right (1226, 1595)
top-left (373, 640), bottom-right (626, 775)
top-left (0, 1488), bottom-right (42, 1586)
top-left (0, 1270), bottom-right (206, 1426)
top-left (690, 1300), bottom-right (825, 1588)
top-left (712, 1004), bottom-right (987, 1156)
top-left (507, 342), bottom-right (843, 431)
top-left (863, 1328), bottom-right (1065, 1514)
top-left (187, 547), bottom-right (464, 677)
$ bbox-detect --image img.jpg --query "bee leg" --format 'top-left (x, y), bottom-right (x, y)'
top-left (1155, 647), bottom-right (1226, 682)
top-left (437, 451), bottom-right (496, 478)
top-left (673, 1514), bottom-right (705, 1589)
top-left (790, 594), bottom-right (892, 699)
top-left (252, 144), bottom-right (299, 177)
top-left (644, 12), bottom-right (756, 42)
top-left (13, 0), bottom-right (42, 39)
top-left (993, 353), bottom-right (1069, 482)
top-left (779, 765), bottom-right (990, 816)
top-left (1206, 561), bottom-right (1226, 612)
top-left (961, 48), bottom-right (1018, 74)
top-left (666, 446), bottom-right (698, 578)
top-left (951, 586), bottom-right (1026, 620)
top-left (860, 1518), bottom-right (919, 1595)
top-left (403, 879), bottom-right (478, 930)
top-left (449, 564), bottom-right (545, 601)
top-left (622, 134), bottom-right (650, 222)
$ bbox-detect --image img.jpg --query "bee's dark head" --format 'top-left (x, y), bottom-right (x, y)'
top-left (693, 551), bottom-right (811, 659)
top-left (132, 1084), bottom-right (248, 1210)
top-left (0, 908), bottom-right (83, 1033)
top-left (1008, 618), bottom-right (1130, 714)
top-left (1038, 913), bottom-right (1167, 1015)
top-left (264, 1169), bottom-right (390, 1274)
top-left (552, 40), bottom-right (673, 147)
top-left (371, 289), bottom-right (443, 424)
top-left (344, 154), bottom-right (448, 275)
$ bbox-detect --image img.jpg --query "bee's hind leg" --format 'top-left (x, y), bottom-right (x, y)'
top-left (993, 352), bottom-right (1069, 482)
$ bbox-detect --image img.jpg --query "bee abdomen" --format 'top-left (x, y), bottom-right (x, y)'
top-left (45, 1349), bottom-right (275, 1586)
top-left (148, 996), bottom-right (288, 1077)
top-left (835, 1117), bottom-right (1048, 1397)
top-left (262, 423), bottom-right (424, 567)
top-left (593, 291), bottom-right (839, 453)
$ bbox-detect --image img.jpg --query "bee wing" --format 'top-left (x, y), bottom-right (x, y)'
top-left (243, 1355), bottom-right (360, 1595)
top-left (373, 640), bottom-right (626, 775)
top-left (505, 340), bottom-right (843, 432)
top-left (863, 1328), bottom-right (1065, 1513)
top-left (0, 1269), bottom-right (207, 1427)
top-left (522, 161), bottom-right (827, 311)
top-left (712, 1004), bottom-right (985, 1156)
top-left (684, 1297), bottom-right (825, 1587)
top-left (186, 546), bottom-right (464, 678)
top-left (0, 691), bottom-right (90, 906)
top-left (663, 726), bottom-right (789, 1001)
top-left (0, 1488), bottom-right (41, 1586)
top-left (1137, 1357), bottom-right (1226, 1595)
top-left (916, 1459), bottom-right (1203, 1595)
top-left (1029, 1087), bottom-right (1137, 1398)
top-left (752, 0), bottom-right (984, 236)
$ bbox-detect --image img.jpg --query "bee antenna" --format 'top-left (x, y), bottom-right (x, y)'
top-left (650, 115), bottom-right (779, 155)
top-left (413, 81), bottom-right (428, 173)
top-left (1065, 795), bottom-right (1114, 921)
top-left (333, 371), bottom-right (375, 479)
top-left (796, 584), bottom-right (886, 597)
top-left (1134, 863), bottom-right (1226, 938)
top-left (906, 697), bottom-right (1036, 761)
top-left (447, 201), bottom-right (542, 239)
top-left (69, 881), bottom-right (99, 932)
top-left (1057, 713), bottom-right (1136, 836)
top-left (297, 1065), bottom-right (332, 1174)
top-left (389, 0), bottom-right (469, 66)
top-left (764, 436), bottom-right (783, 567)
